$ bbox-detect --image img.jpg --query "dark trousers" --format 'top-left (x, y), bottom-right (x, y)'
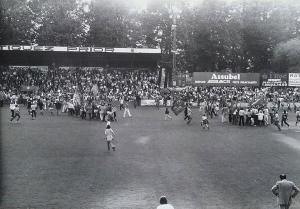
top-left (11, 113), bottom-right (20, 121)
top-left (232, 115), bottom-right (237, 125)
top-left (239, 116), bottom-right (244, 126)
top-left (81, 111), bottom-right (86, 119)
top-left (274, 121), bottom-right (281, 130)
top-left (120, 104), bottom-right (124, 110)
top-left (229, 114), bottom-right (232, 122)
top-left (32, 110), bottom-right (36, 118)
top-left (88, 113), bottom-right (92, 121)
top-left (245, 116), bottom-right (251, 125)
top-left (0, 100), bottom-right (3, 107)
top-left (69, 109), bottom-right (75, 116)
top-left (254, 115), bottom-right (258, 125)
top-left (11, 109), bottom-right (15, 118)
top-left (281, 119), bottom-right (289, 127)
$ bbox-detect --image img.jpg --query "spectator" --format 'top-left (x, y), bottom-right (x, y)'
top-left (157, 196), bottom-right (174, 209)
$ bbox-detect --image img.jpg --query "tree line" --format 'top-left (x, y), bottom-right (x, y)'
top-left (1, 0), bottom-right (300, 80)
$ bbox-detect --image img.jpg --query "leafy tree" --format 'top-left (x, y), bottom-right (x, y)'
top-left (28, 0), bottom-right (87, 46)
top-left (0, 0), bottom-right (35, 45)
top-left (272, 38), bottom-right (300, 73)
top-left (85, 0), bottom-right (131, 47)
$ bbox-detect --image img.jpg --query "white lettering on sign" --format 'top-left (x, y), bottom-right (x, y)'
top-left (0, 45), bottom-right (161, 53)
top-left (210, 74), bottom-right (240, 80)
top-left (288, 73), bottom-right (300, 86)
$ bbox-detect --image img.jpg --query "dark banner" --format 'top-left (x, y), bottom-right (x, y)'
top-left (171, 99), bottom-right (186, 116)
top-left (261, 73), bottom-right (288, 87)
top-left (193, 72), bottom-right (260, 86)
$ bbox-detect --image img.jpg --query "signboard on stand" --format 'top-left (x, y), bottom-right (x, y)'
top-left (193, 72), bottom-right (260, 86)
top-left (288, 73), bottom-right (300, 86)
top-left (261, 73), bottom-right (288, 87)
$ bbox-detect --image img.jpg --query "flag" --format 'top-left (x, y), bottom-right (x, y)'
top-left (171, 98), bottom-right (186, 116)
top-left (252, 95), bottom-right (266, 106)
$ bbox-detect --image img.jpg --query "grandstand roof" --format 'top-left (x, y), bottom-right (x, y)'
top-left (0, 46), bottom-right (161, 68)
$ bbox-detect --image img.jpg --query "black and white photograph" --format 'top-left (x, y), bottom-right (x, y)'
top-left (1, 0), bottom-right (300, 208)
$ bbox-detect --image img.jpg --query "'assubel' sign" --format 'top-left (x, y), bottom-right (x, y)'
top-left (193, 72), bottom-right (260, 86)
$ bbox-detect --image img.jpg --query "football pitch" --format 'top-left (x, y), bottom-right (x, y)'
top-left (1, 105), bottom-right (300, 209)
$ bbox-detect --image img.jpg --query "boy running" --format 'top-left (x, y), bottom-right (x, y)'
top-left (202, 114), bottom-right (209, 129)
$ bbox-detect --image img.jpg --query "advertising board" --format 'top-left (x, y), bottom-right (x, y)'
top-left (193, 72), bottom-right (260, 86)
top-left (288, 73), bottom-right (300, 86)
top-left (261, 73), bottom-right (288, 87)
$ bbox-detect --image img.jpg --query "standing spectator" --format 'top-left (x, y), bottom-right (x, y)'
top-left (232, 109), bottom-right (237, 125)
top-left (10, 100), bottom-right (15, 119)
top-left (263, 106), bottom-right (269, 125)
top-left (245, 108), bottom-right (251, 125)
top-left (119, 96), bottom-right (124, 110)
top-left (258, 110), bottom-right (264, 126)
top-left (123, 102), bottom-right (132, 117)
top-left (54, 99), bottom-right (62, 116)
top-left (105, 125), bottom-right (116, 151)
top-left (238, 108), bottom-right (245, 126)
top-left (271, 174), bottom-right (299, 209)
top-left (221, 105), bottom-right (227, 123)
top-left (157, 196), bottom-right (174, 209)
top-left (38, 98), bottom-right (44, 115)
top-left (31, 100), bottom-right (37, 120)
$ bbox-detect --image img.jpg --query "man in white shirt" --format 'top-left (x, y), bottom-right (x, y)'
top-left (264, 106), bottom-right (269, 125)
top-left (10, 100), bottom-right (16, 119)
top-left (123, 102), bottom-right (132, 117)
top-left (119, 96), bottom-right (124, 110)
top-left (238, 108), bottom-right (245, 126)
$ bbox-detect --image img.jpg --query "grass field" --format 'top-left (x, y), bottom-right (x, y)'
top-left (1, 104), bottom-right (300, 209)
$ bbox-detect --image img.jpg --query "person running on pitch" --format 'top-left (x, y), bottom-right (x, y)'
top-left (164, 108), bottom-right (172, 120)
top-left (187, 104), bottom-right (193, 124)
top-left (296, 108), bottom-right (300, 126)
top-left (274, 111), bottom-right (281, 131)
top-left (281, 110), bottom-right (289, 127)
top-left (202, 114), bottom-right (209, 129)
top-left (10, 104), bottom-right (20, 123)
top-left (105, 125), bottom-right (116, 151)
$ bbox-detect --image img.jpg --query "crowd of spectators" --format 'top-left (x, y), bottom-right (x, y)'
top-left (0, 66), bottom-right (162, 102)
top-left (1, 66), bottom-right (300, 110)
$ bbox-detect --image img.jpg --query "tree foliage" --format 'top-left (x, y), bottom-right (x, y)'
top-left (2, 0), bottom-right (300, 74)
top-left (272, 38), bottom-right (300, 73)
